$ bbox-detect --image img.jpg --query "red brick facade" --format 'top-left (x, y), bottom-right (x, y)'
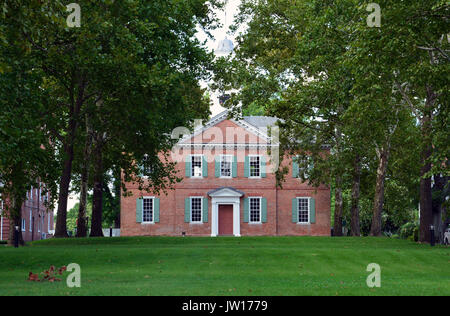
top-left (121, 112), bottom-right (330, 237)
top-left (0, 188), bottom-right (54, 242)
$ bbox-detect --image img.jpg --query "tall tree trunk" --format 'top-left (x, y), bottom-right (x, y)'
top-left (76, 115), bottom-right (92, 238)
top-left (370, 146), bottom-right (390, 236)
top-left (419, 86), bottom-right (436, 243)
top-left (432, 173), bottom-right (450, 243)
top-left (113, 167), bottom-right (121, 229)
top-left (90, 134), bottom-right (104, 237)
top-left (54, 77), bottom-right (86, 238)
top-left (334, 175), bottom-right (344, 236)
top-left (54, 142), bottom-right (74, 238)
top-left (8, 197), bottom-right (24, 246)
top-left (350, 154), bottom-right (361, 236)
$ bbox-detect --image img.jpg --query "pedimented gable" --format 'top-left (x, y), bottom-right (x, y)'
top-left (180, 111), bottom-right (273, 146)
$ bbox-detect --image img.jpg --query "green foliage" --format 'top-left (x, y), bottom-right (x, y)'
top-left (214, 0), bottom-right (446, 234)
top-left (400, 221), bottom-right (420, 242)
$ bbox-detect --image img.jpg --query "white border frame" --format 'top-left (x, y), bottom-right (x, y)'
top-left (296, 197), bottom-right (311, 225)
top-left (190, 196), bottom-right (203, 224)
top-left (210, 191), bottom-right (242, 237)
top-left (141, 196), bottom-right (155, 224)
top-left (248, 155), bottom-right (262, 179)
top-left (219, 155), bottom-right (233, 179)
top-left (248, 197), bottom-right (262, 224)
top-left (190, 154), bottom-right (204, 179)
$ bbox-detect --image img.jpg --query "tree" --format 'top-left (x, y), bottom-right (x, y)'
top-left (346, 0), bottom-right (448, 241)
top-left (0, 11), bottom-right (59, 244)
top-left (2, 0), bottom-right (223, 237)
top-left (214, 0), bottom-right (447, 240)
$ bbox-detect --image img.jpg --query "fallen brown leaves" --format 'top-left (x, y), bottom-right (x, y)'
top-left (27, 265), bottom-right (67, 283)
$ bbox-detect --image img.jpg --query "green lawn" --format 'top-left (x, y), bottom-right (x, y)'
top-left (0, 237), bottom-right (448, 296)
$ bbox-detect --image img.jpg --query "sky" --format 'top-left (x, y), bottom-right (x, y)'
top-left (196, 0), bottom-right (243, 116)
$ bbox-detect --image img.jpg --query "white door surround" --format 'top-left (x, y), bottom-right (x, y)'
top-left (208, 187), bottom-right (244, 237)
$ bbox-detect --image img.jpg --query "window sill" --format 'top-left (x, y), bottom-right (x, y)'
top-left (189, 222), bottom-right (204, 225)
top-left (141, 222), bottom-right (155, 225)
top-left (297, 222), bottom-right (311, 225)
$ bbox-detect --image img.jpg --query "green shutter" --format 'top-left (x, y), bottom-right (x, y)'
top-left (203, 198), bottom-right (209, 223)
top-left (215, 156), bottom-right (220, 178)
top-left (202, 156), bottom-right (208, 177)
top-left (243, 198), bottom-right (249, 223)
top-left (136, 198), bottom-right (143, 223)
top-left (154, 198), bottom-right (160, 223)
top-left (185, 198), bottom-right (191, 223)
top-left (293, 160), bottom-right (300, 178)
top-left (262, 198), bottom-right (267, 223)
top-left (310, 198), bottom-right (316, 224)
top-left (232, 156), bottom-right (238, 178)
top-left (292, 198), bottom-right (298, 223)
top-left (244, 156), bottom-right (250, 178)
top-left (261, 156), bottom-right (266, 178)
top-left (185, 156), bottom-right (191, 178)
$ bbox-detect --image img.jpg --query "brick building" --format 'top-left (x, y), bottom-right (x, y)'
top-left (0, 186), bottom-right (54, 242)
top-left (121, 111), bottom-right (330, 237)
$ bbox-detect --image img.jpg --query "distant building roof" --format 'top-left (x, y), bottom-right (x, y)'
top-left (243, 116), bottom-right (280, 129)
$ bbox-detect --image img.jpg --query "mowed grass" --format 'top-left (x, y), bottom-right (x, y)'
top-left (0, 237), bottom-right (448, 296)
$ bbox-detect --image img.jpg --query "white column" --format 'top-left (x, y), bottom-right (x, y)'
top-left (233, 202), bottom-right (241, 237)
top-left (211, 202), bottom-right (218, 237)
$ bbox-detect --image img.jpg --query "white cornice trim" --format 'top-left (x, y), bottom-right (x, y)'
top-left (178, 110), bottom-right (273, 145)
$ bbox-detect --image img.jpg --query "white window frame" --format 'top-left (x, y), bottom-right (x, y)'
top-left (22, 219), bottom-right (26, 232)
top-left (139, 154), bottom-right (153, 179)
top-left (142, 197), bottom-right (155, 224)
top-left (190, 155), bottom-right (204, 178)
top-left (249, 197), bottom-right (262, 224)
top-left (297, 197), bottom-right (311, 225)
top-left (220, 155), bottom-right (233, 178)
top-left (29, 210), bottom-right (32, 232)
top-left (249, 155), bottom-right (262, 178)
top-left (190, 197), bottom-right (203, 223)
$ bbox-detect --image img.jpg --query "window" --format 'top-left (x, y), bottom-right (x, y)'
top-left (191, 197), bottom-right (202, 223)
top-left (249, 156), bottom-right (261, 178)
top-left (38, 215), bottom-right (41, 232)
top-left (249, 198), bottom-right (261, 223)
top-left (220, 155), bottom-right (232, 178)
top-left (29, 211), bottom-right (32, 232)
top-left (191, 155), bottom-right (203, 178)
top-left (48, 215), bottom-right (51, 232)
top-left (298, 198), bottom-right (310, 224)
top-left (142, 198), bottom-right (154, 223)
top-left (139, 155), bottom-right (153, 177)
top-left (22, 219), bottom-right (26, 232)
